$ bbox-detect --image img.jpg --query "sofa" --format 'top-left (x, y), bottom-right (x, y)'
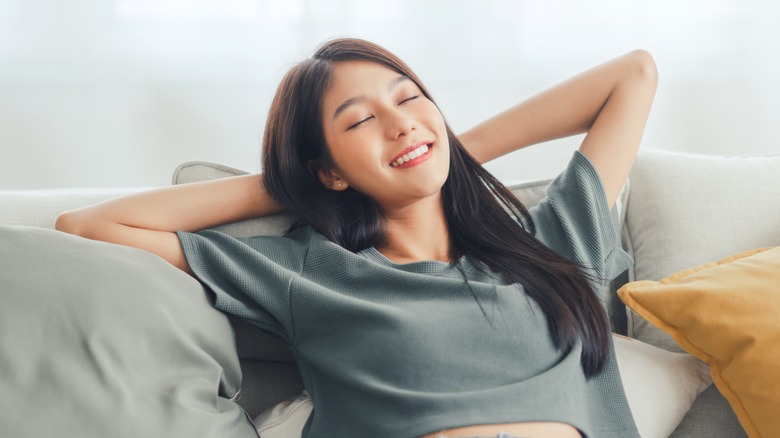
top-left (1, 148), bottom-right (778, 438)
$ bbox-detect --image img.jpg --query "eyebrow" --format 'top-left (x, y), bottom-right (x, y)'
top-left (332, 75), bottom-right (411, 121)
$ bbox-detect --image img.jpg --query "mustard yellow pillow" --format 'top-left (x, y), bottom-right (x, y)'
top-left (617, 247), bottom-right (780, 438)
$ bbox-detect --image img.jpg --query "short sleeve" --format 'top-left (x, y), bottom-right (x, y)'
top-left (529, 151), bottom-right (633, 287)
top-left (176, 227), bottom-right (313, 343)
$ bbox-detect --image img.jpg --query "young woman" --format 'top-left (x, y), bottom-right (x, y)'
top-left (57, 38), bottom-right (657, 438)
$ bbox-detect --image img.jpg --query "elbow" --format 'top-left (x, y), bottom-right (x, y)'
top-left (55, 209), bottom-right (97, 238)
top-left (55, 210), bottom-right (83, 235)
top-left (629, 49), bottom-right (659, 86)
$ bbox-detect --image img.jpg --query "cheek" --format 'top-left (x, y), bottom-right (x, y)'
top-left (421, 103), bottom-right (446, 131)
top-left (329, 136), bottom-right (382, 174)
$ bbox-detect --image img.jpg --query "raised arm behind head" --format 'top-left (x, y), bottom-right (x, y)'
top-left (459, 49), bottom-right (658, 209)
top-left (55, 174), bottom-right (280, 274)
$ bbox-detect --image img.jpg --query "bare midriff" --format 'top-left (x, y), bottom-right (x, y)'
top-left (421, 422), bottom-right (582, 438)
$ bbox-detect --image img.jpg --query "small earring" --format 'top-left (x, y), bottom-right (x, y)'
top-left (336, 182), bottom-right (343, 188)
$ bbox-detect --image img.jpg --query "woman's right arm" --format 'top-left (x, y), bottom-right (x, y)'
top-left (55, 174), bottom-right (281, 274)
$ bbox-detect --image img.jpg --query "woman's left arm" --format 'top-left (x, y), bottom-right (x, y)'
top-left (459, 50), bottom-right (658, 208)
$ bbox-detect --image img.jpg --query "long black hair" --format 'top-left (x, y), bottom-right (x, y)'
top-left (261, 38), bottom-right (611, 378)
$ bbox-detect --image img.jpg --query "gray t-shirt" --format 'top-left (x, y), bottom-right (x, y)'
top-left (177, 151), bottom-right (638, 438)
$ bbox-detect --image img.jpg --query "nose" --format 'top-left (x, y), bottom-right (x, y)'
top-left (384, 107), bottom-right (415, 140)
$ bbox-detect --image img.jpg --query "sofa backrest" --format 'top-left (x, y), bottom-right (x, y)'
top-left (0, 188), bottom-right (141, 229)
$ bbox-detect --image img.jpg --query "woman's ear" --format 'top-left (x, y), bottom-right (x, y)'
top-left (308, 160), bottom-right (349, 191)
top-left (319, 170), bottom-right (349, 191)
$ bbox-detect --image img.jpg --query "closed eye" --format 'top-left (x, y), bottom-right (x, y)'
top-left (346, 95), bottom-right (419, 130)
top-left (347, 116), bottom-right (373, 130)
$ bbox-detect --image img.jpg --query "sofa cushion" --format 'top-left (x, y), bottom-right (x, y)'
top-left (619, 247), bottom-right (780, 438)
top-left (0, 225), bottom-right (257, 438)
top-left (624, 150), bottom-right (780, 352)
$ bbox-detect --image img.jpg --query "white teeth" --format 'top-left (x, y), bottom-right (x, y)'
top-left (391, 144), bottom-right (430, 167)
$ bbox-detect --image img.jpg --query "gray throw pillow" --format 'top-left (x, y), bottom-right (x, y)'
top-left (0, 225), bottom-right (258, 438)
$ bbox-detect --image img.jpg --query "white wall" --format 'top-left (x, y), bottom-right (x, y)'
top-left (1, 0), bottom-right (779, 189)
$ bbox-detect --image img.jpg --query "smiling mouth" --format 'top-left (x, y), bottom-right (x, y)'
top-left (390, 143), bottom-right (432, 168)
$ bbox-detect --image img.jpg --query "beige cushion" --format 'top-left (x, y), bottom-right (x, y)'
top-left (624, 150), bottom-right (780, 351)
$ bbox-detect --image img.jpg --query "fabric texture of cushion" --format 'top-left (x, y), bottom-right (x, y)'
top-left (0, 225), bottom-right (258, 438)
top-left (612, 334), bottom-right (712, 438)
top-left (250, 334), bottom-right (711, 438)
top-left (623, 150), bottom-right (780, 352)
top-left (618, 247), bottom-right (780, 438)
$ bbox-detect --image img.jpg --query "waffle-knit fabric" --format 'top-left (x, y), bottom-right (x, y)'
top-left (177, 151), bottom-right (638, 438)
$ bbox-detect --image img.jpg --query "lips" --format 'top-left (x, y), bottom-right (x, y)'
top-left (389, 141), bottom-right (433, 168)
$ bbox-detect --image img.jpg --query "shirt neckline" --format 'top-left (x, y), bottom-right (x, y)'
top-left (358, 246), bottom-right (477, 276)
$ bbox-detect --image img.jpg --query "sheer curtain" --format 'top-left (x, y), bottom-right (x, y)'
top-left (1, 0), bottom-right (778, 189)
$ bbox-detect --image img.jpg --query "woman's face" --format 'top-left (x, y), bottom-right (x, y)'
top-left (319, 60), bottom-right (450, 213)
